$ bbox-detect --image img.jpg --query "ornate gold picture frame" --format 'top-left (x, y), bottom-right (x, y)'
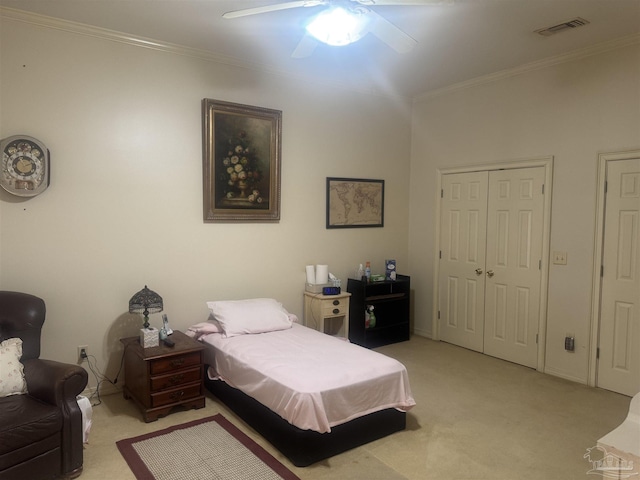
top-left (202, 99), bottom-right (282, 222)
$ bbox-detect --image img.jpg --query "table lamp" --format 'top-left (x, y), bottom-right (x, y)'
top-left (129, 286), bottom-right (163, 348)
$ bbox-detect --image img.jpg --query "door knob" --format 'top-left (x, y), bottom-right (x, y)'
top-left (486, 270), bottom-right (494, 278)
top-left (475, 268), bottom-right (483, 275)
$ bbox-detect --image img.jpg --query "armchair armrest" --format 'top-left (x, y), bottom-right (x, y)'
top-left (22, 358), bottom-right (89, 477)
top-left (23, 359), bottom-right (88, 407)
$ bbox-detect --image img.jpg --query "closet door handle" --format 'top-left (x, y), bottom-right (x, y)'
top-left (486, 270), bottom-right (494, 278)
top-left (475, 268), bottom-right (483, 276)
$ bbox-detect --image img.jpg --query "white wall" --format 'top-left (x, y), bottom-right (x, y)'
top-left (0, 15), bottom-right (411, 390)
top-left (4, 11), bottom-right (638, 394)
top-left (409, 43), bottom-right (640, 384)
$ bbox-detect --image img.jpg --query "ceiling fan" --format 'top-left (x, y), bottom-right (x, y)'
top-left (223, 0), bottom-right (452, 58)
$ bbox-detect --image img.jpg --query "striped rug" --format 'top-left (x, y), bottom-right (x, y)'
top-left (116, 414), bottom-right (300, 480)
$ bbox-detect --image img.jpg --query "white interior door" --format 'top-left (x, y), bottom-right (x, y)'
top-left (439, 171), bottom-right (488, 352)
top-left (598, 158), bottom-right (640, 396)
top-left (438, 167), bottom-right (545, 369)
top-left (483, 168), bottom-right (545, 369)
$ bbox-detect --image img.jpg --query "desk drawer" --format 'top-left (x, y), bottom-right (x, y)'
top-left (150, 352), bottom-right (201, 375)
top-left (151, 383), bottom-right (201, 407)
top-left (150, 366), bottom-right (201, 392)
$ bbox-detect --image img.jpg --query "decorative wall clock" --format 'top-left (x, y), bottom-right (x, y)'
top-left (0, 135), bottom-right (50, 197)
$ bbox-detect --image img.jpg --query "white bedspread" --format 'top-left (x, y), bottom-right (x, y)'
top-left (197, 323), bottom-right (415, 433)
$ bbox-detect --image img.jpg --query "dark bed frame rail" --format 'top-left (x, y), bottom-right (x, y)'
top-left (204, 372), bottom-right (406, 467)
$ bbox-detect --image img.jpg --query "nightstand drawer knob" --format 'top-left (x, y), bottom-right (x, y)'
top-left (333, 308), bottom-right (340, 314)
top-left (169, 374), bottom-right (184, 385)
top-left (170, 390), bottom-right (185, 401)
top-left (333, 300), bottom-right (340, 306)
top-left (171, 358), bottom-right (185, 368)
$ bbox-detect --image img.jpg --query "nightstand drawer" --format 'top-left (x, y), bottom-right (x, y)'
top-left (322, 302), bottom-right (348, 316)
top-left (150, 352), bottom-right (201, 375)
top-left (151, 383), bottom-right (201, 408)
top-left (150, 366), bottom-right (201, 392)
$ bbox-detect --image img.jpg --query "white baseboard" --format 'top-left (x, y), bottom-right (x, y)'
top-left (412, 328), bottom-right (432, 339)
top-left (544, 366), bottom-right (588, 385)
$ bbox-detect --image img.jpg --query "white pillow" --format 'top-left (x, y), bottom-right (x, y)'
top-left (0, 338), bottom-right (28, 397)
top-left (206, 298), bottom-right (292, 338)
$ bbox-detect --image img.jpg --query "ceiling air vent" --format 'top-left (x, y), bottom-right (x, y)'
top-left (535, 17), bottom-right (590, 37)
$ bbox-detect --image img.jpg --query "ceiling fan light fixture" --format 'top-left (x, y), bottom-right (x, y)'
top-left (306, 6), bottom-right (369, 47)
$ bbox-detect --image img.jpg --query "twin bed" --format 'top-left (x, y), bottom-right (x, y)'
top-left (187, 298), bottom-right (415, 467)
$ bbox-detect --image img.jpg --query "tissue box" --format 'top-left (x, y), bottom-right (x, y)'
top-left (140, 327), bottom-right (159, 348)
top-left (385, 259), bottom-right (397, 280)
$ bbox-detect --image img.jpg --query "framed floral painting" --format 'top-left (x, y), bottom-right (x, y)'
top-left (326, 177), bottom-right (385, 228)
top-left (202, 99), bottom-right (282, 222)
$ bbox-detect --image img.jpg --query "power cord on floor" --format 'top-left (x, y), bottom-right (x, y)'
top-left (82, 345), bottom-right (128, 407)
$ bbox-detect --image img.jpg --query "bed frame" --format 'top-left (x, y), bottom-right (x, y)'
top-left (204, 371), bottom-right (406, 467)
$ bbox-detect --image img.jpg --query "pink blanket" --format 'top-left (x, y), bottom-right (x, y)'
top-left (195, 323), bottom-right (415, 433)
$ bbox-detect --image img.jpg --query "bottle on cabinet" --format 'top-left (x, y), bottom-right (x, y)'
top-left (365, 305), bottom-right (376, 329)
top-left (365, 261), bottom-right (371, 282)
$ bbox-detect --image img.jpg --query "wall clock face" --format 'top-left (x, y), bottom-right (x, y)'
top-left (1, 135), bottom-right (50, 197)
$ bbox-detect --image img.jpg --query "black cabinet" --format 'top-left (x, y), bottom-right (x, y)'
top-left (347, 274), bottom-right (410, 348)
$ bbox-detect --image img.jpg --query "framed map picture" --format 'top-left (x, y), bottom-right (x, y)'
top-left (326, 177), bottom-right (384, 229)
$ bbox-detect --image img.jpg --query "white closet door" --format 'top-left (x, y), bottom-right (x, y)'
top-left (439, 171), bottom-right (488, 352)
top-left (598, 158), bottom-right (640, 396)
top-left (483, 167), bottom-right (545, 368)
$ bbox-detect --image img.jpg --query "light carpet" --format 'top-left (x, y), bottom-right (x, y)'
top-left (116, 414), bottom-right (300, 480)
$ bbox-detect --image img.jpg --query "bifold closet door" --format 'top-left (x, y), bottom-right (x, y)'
top-left (439, 171), bottom-right (489, 352)
top-left (483, 168), bottom-right (545, 369)
top-left (439, 167), bottom-right (545, 369)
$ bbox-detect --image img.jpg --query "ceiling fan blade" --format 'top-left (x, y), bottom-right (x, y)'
top-left (366, 9), bottom-right (417, 53)
top-left (292, 34), bottom-right (319, 58)
top-left (223, 1), bottom-right (325, 19)
top-left (358, 0), bottom-right (453, 5)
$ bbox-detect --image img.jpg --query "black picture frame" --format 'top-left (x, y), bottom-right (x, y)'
top-left (326, 177), bottom-right (384, 229)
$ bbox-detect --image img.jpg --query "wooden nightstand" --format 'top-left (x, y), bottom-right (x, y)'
top-left (120, 331), bottom-right (205, 422)
top-left (303, 291), bottom-right (351, 339)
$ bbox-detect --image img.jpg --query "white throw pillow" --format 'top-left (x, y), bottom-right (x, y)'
top-left (206, 298), bottom-right (292, 338)
top-left (0, 338), bottom-right (28, 397)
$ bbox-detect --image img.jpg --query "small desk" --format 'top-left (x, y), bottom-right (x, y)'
top-left (120, 331), bottom-right (205, 422)
top-left (303, 291), bottom-right (351, 339)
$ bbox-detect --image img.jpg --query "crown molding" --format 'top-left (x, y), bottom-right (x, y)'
top-left (0, 6), bottom-right (410, 102)
top-left (0, 7), bottom-right (258, 69)
top-left (5, 6), bottom-right (635, 104)
top-left (414, 32), bottom-right (640, 103)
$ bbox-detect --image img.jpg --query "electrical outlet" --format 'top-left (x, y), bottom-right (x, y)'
top-left (553, 251), bottom-right (568, 265)
top-left (77, 345), bottom-right (88, 362)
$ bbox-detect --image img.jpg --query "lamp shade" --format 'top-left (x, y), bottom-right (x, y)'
top-left (129, 285), bottom-right (163, 329)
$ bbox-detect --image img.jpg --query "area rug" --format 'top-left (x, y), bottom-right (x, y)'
top-left (116, 414), bottom-right (300, 480)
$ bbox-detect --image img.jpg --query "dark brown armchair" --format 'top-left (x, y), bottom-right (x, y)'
top-left (0, 291), bottom-right (88, 480)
